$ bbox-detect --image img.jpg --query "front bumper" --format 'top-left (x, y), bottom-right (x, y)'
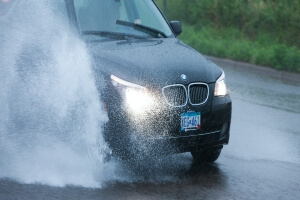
top-left (133, 95), bottom-right (231, 153)
top-left (123, 95), bottom-right (231, 154)
top-left (104, 82), bottom-right (232, 154)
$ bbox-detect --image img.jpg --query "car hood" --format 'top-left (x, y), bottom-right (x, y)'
top-left (88, 38), bottom-right (222, 88)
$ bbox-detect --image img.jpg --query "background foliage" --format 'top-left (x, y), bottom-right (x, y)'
top-left (155, 0), bottom-right (300, 72)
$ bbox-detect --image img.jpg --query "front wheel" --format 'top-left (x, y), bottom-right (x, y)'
top-left (191, 147), bottom-right (222, 163)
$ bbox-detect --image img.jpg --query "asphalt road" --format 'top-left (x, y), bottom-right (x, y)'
top-left (1, 60), bottom-right (300, 200)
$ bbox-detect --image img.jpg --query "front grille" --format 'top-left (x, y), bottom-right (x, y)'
top-left (162, 83), bottom-right (209, 107)
top-left (189, 83), bottom-right (209, 105)
top-left (162, 84), bottom-right (187, 107)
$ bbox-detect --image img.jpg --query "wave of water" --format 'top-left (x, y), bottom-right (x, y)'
top-left (0, 0), bottom-right (111, 187)
top-left (0, 1), bottom-right (192, 188)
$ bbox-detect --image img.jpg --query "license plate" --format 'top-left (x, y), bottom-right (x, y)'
top-left (181, 111), bottom-right (201, 131)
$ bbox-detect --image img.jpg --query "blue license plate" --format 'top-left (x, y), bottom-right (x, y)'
top-left (180, 111), bottom-right (201, 131)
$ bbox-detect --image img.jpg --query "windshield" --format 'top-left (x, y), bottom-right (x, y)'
top-left (73, 0), bottom-right (174, 38)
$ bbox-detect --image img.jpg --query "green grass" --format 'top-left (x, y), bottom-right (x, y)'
top-left (179, 24), bottom-right (300, 72)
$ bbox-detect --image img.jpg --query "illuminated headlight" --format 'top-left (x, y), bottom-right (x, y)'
top-left (111, 75), bottom-right (155, 113)
top-left (214, 70), bottom-right (228, 96)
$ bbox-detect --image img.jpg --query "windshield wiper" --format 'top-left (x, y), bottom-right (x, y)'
top-left (116, 20), bottom-right (168, 38)
top-left (82, 31), bottom-right (145, 40)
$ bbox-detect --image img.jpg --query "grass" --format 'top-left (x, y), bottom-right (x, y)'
top-left (178, 24), bottom-right (300, 73)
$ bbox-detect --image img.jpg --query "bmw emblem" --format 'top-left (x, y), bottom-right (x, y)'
top-left (181, 74), bottom-right (187, 81)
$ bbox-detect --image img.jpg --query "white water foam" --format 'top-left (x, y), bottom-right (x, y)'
top-left (0, 0), bottom-right (112, 187)
top-left (0, 1), bottom-right (192, 188)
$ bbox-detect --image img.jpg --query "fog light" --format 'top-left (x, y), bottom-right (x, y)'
top-left (220, 123), bottom-right (229, 139)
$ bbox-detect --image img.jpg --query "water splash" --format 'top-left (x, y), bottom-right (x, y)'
top-left (0, 0), bottom-right (109, 187)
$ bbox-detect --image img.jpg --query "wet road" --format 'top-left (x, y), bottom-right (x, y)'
top-left (1, 60), bottom-right (300, 200)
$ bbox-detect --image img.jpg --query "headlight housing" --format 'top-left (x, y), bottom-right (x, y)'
top-left (214, 70), bottom-right (228, 96)
top-left (111, 75), bottom-right (155, 113)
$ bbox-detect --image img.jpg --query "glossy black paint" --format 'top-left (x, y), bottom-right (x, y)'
top-left (88, 39), bottom-right (223, 87)
top-left (65, 0), bottom-right (231, 158)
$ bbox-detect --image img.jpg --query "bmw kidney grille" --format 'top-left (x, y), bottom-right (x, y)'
top-left (162, 83), bottom-right (209, 107)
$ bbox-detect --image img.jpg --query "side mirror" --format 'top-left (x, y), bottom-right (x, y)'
top-left (170, 21), bottom-right (182, 36)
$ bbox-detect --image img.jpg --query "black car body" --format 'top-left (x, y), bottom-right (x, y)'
top-left (2, 0), bottom-right (232, 162)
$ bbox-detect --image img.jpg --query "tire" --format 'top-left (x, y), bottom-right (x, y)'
top-left (191, 148), bottom-right (222, 163)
